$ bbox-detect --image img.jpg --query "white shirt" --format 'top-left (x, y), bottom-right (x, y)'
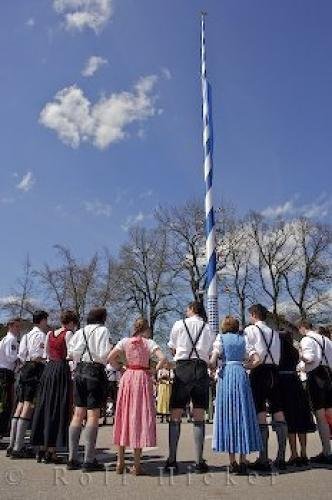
top-left (168, 315), bottom-right (215, 363)
top-left (68, 324), bottom-right (111, 365)
top-left (244, 321), bottom-right (281, 365)
top-left (106, 363), bottom-right (120, 382)
top-left (0, 332), bottom-right (19, 371)
top-left (300, 331), bottom-right (332, 372)
top-left (212, 333), bottom-right (252, 359)
top-left (18, 326), bottom-right (46, 362)
top-left (115, 337), bottom-right (159, 355)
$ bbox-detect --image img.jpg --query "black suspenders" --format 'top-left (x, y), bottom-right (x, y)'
top-left (183, 320), bottom-right (206, 359)
top-left (256, 326), bottom-right (275, 364)
top-left (307, 335), bottom-right (329, 366)
top-left (81, 326), bottom-right (99, 363)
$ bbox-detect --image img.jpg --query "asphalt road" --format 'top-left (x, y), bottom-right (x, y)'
top-left (0, 422), bottom-right (331, 500)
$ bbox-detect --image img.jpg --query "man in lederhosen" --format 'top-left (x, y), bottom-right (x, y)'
top-left (0, 318), bottom-right (21, 449)
top-left (67, 307), bottom-right (112, 472)
top-left (299, 319), bottom-right (332, 464)
top-left (244, 304), bottom-right (288, 471)
top-left (165, 301), bottom-right (215, 474)
top-left (10, 310), bottom-right (48, 459)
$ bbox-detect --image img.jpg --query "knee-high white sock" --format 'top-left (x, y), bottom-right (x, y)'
top-left (68, 425), bottom-right (82, 462)
top-left (193, 421), bottom-right (205, 464)
top-left (13, 418), bottom-right (30, 451)
top-left (84, 426), bottom-right (98, 463)
top-left (9, 417), bottom-right (19, 449)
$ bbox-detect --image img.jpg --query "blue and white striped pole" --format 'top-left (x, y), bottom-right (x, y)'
top-left (201, 13), bottom-right (219, 335)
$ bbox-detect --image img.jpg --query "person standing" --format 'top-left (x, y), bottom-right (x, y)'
top-left (210, 316), bottom-right (261, 474)
top-left (109, 318), bottom-right (166, 475)
top-left (298, 320), bottom-right (332, 464)
top-left (0, 318), bottom-right (21, 449)
top-left (165, 301), bottom-right (215, 474)
top-left (10, 311), bottom-right (48, 459)
top-left (67, 307), bottom-right (111, 472)
top-left (157, 365), bottom-right (173, 423)
top-left (30, 310), bottom-right (79, 463)
top-left (244, 304), bottom-right (288, 471)
top-left (278, 331), bottom-right (315, 467)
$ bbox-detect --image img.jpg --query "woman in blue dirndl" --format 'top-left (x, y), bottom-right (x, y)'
top-left (211, 316), bottom-right (262, 474)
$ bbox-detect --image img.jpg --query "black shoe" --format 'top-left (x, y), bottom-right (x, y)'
top-left (273, 459), bottom-right (287, 471)
top-left (81, 459), bottom-right (105, 472)
top-left (296, 456), bottom-right (310, 467)
top-left (248, 459), bottom-right (272, 472)
top-left (6, 447), bottom-right (13, 457)
top-left (10, 448), bottom-right (35, 460)
top-left (237, 463), bottom-right (248, 475)
top-left (228, 461), bottom-right (239, 474)
top-left (67, 459), bottom-right (81, 470)
top-left (36, 450), bottom-right (46, 463)
top-left (43, 452), bottom-right (64, 464)
top-left (164, 458), bottom-right (179, 474)
top-left (311, 453), bottom-right (332, 465)
top-left (195, 460), bottom-right (209, 474)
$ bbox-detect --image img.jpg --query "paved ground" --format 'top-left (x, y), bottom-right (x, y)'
top-left (1, 422), bottom-right (331, 500)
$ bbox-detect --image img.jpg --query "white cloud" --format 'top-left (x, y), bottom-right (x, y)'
top-left (261, 195), bottom-right (332, 220)
top-left (53, 0), bottom-right (113, 32)
top-left (40, 75), bottom-right (159, 149)
top-left (121, 211), bottom-right (153, 231)
top-left (84, 200), bottom-right (112, 216)
top-left (82, 55), bottom-right (108, 77)
top-left (26, 17), bottom-right (35, 28)
top-left (139, 189), bottom-right (153, 199)
top-left (261, 200), bottom-right (295, 218)
top-left (0, 197), bottom-right (15, 204)
top-left (16, 172), bottom-right (35, 192)
top-left (161, 67), bottom-right (172, 80)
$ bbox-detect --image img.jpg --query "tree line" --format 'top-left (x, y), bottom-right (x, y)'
top-left (1, 200), bottom-right (331, 340)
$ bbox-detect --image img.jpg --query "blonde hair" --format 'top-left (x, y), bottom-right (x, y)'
top-left (132, 317), bottom-right (150, 337)
top-left (221, 315), bottom-right (240, 334)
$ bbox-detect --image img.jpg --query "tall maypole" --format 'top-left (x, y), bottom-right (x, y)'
top-left (201, 13), bottom-right (219, 334)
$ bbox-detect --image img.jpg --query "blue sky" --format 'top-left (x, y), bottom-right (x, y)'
top-left (0, 0), bottom-right (331, 296)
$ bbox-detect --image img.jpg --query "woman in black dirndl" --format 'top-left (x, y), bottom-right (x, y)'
top-left (279, 331), bottom-right (315, 466)
top-left (31, 310), bottom-right (78, 463)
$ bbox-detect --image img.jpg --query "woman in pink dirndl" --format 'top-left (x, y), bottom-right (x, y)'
top-left (108, 318), bottom-right (166, 475)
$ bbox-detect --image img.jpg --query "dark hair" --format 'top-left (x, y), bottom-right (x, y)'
top-left (188, 301), bottom-right (207, 322)
top-left (132, 317), bottom-right (150, 337)
top-left (87, 307), bottom-right (107, 325)
top-left (318, 326), bottom-right (331, 339)
top-left (7, 317), bottom-right (21, 327)
top-left (221, 316), bottom-right (239, 334)
top-left (32, 310), bottom-right (49, 325)
top-left (248, 304), bottom-right (268, 321)
top-left (60, 310), bottom-right (79, 327)
top-left (298, 319), bottom-right (313, 330)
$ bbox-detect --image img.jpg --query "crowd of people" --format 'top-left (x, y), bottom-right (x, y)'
top-left (0, 302), bottom-right (331, 476)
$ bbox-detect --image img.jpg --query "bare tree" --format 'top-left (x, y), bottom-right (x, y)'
top-left (36, 245), bottom-right (99, 323)
top-left (282, 218), bottom-right (332, 319)
top-left (248, 213), bottom-right (295, 317)
top-left (222, 221), bottom-right (255, 326)
top-left (117, 225), bottom-right (179, 337)
top-left (0, 254), bottom-right (36, 319)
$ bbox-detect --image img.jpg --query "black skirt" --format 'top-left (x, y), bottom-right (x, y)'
top-left (0, 368), bottom-right (14, 435)
top-left (279, 372), bottom-right (316, 434)
top-left (31, 360), bottom-right (72, 448)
